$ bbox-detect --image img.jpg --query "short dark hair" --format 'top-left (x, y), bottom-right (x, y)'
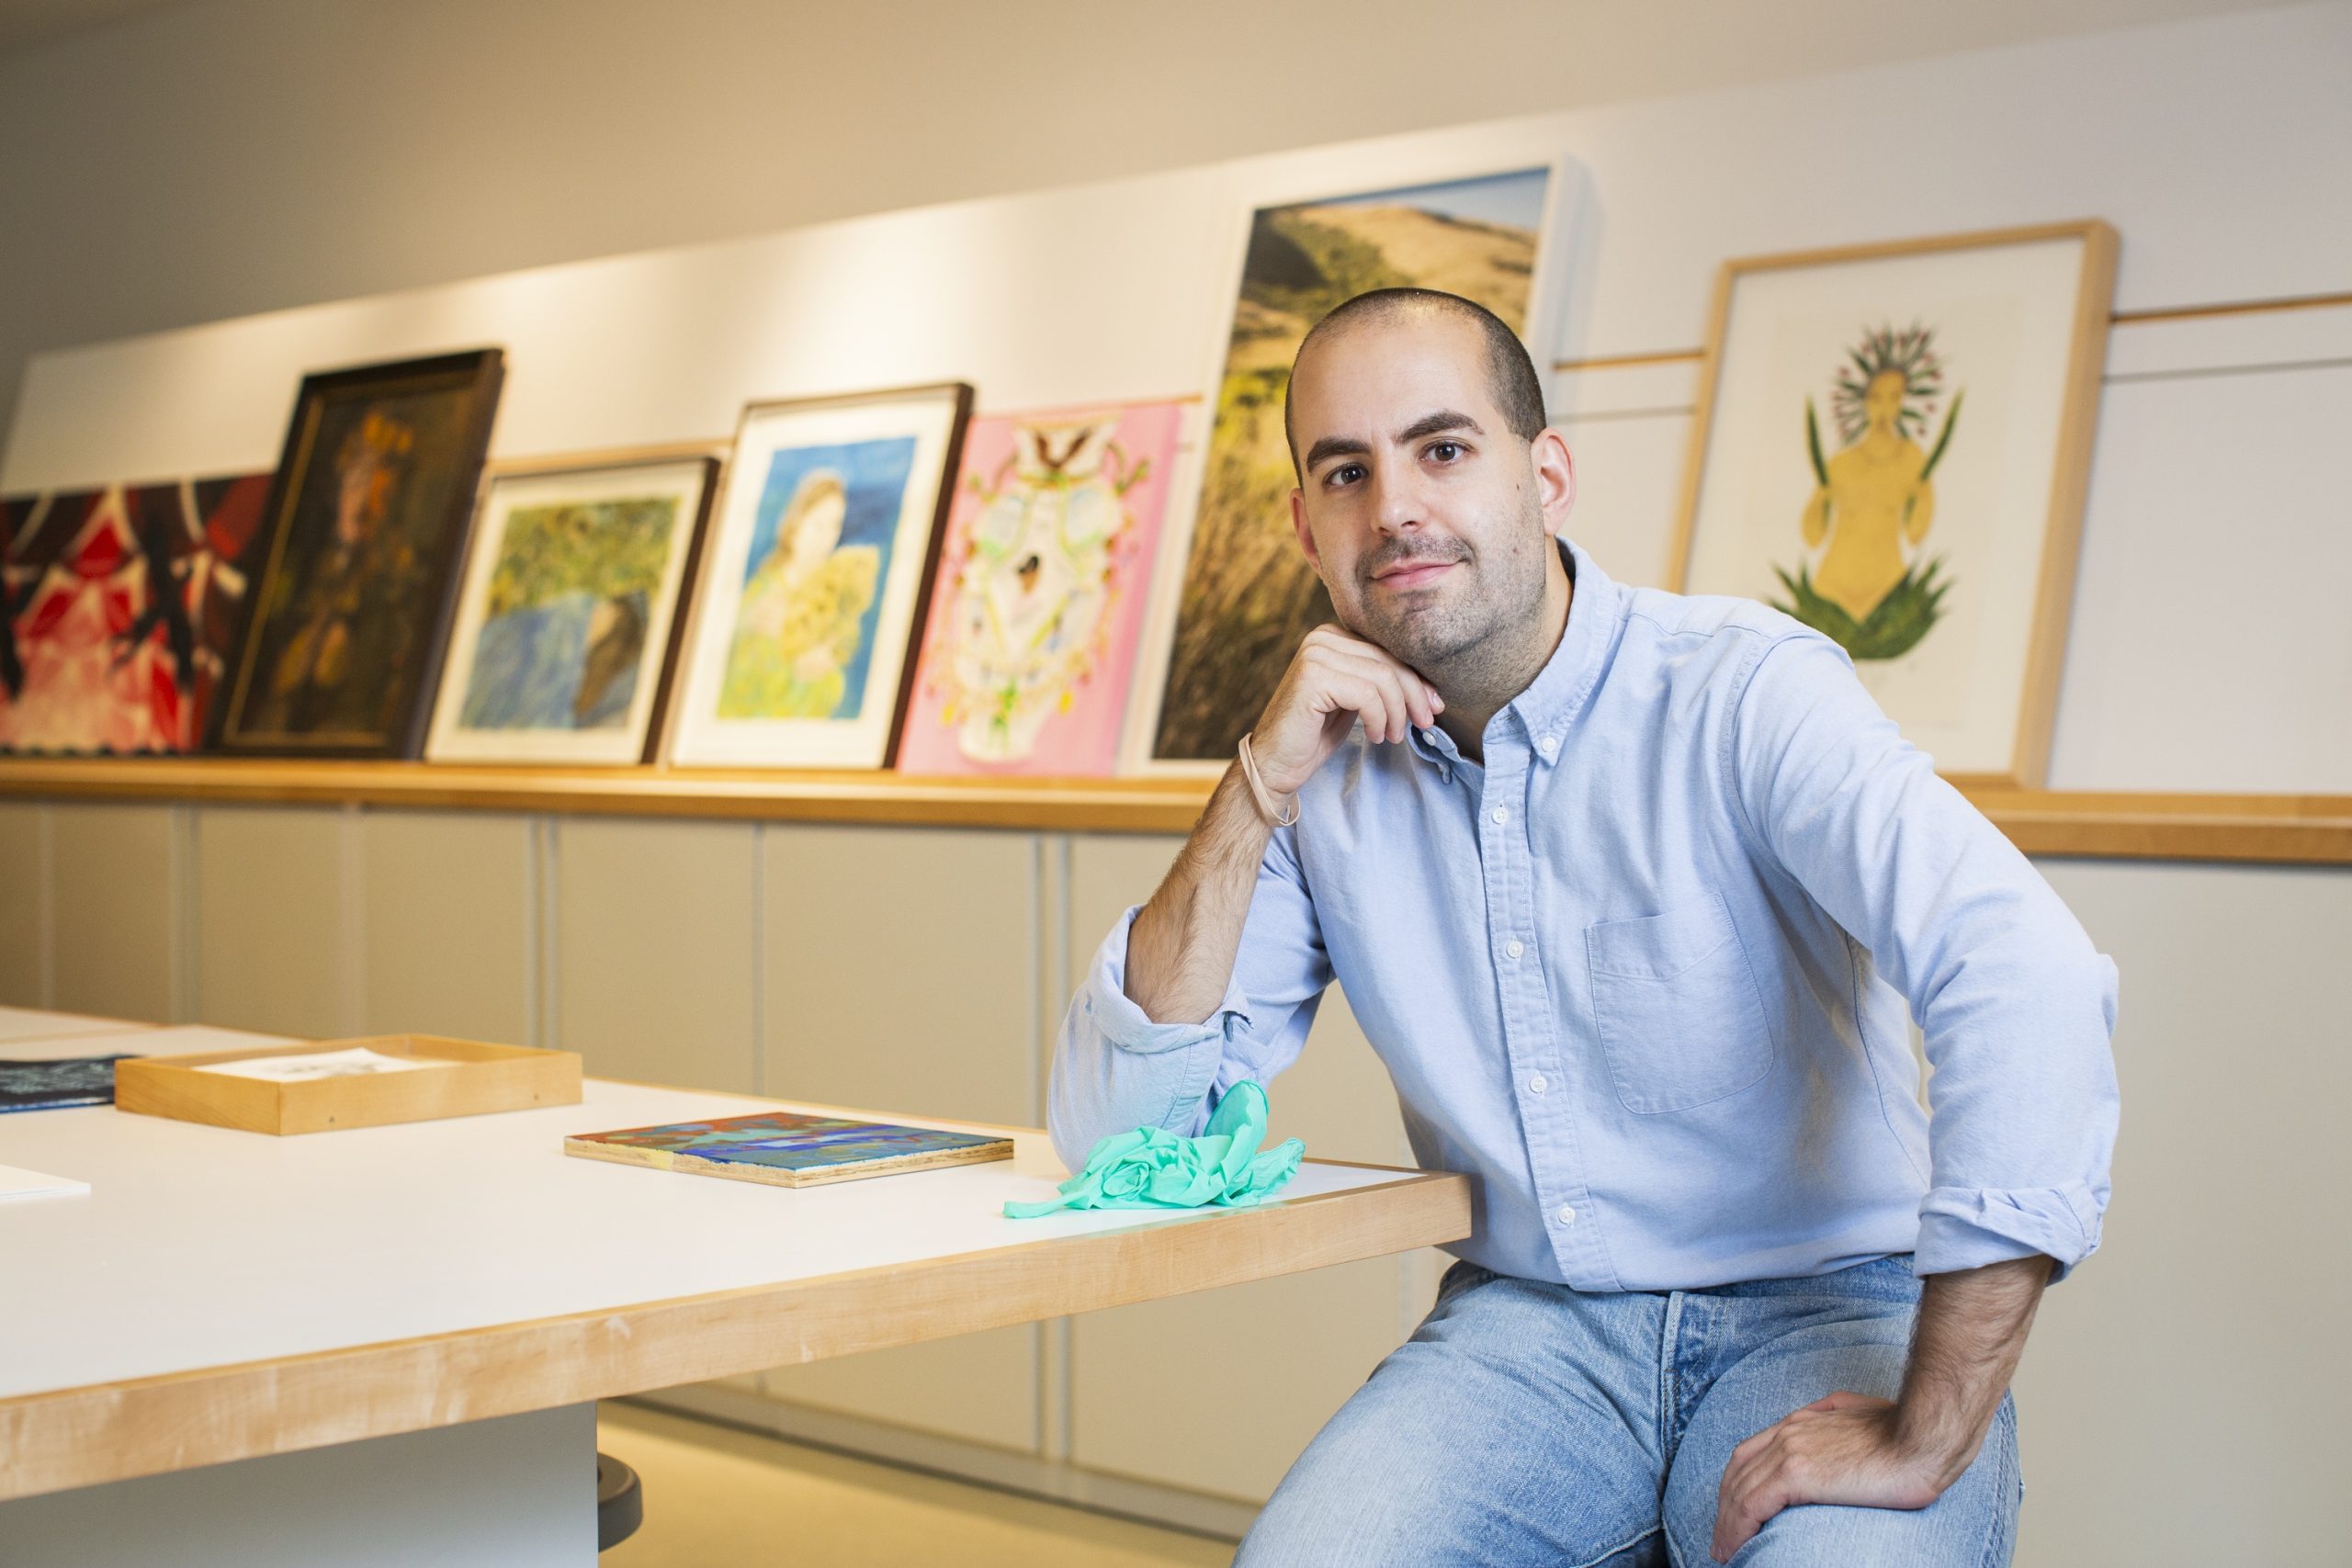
top-left (1283, 288), bottom-right (1548, 472)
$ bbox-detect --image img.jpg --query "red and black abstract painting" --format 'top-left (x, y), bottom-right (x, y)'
top-left (0, 474), bottom-right (273, 753)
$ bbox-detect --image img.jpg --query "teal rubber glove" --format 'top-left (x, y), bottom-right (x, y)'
top-left (1004, 1079), bottom-right (1305, 1219)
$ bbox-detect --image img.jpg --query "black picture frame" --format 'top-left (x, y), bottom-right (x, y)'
top-left (213, 348), bottom-right (505, 758)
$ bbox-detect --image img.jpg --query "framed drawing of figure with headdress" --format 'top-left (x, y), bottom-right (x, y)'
top-left (215, 349), bottom-right (505, 757)
top-left (1670, 222), bottom-right (2116, 787)
top-left (665, 383), bottom-right (971, 770)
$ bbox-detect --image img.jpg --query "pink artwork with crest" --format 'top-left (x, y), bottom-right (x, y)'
top-left (897, 401), bottom-right (1182, 777)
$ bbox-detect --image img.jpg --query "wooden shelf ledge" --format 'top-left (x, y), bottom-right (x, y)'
top-left (0, 757), bottom-right (1217, 834)
top-left (1955, 789), bottom-right (2352, 866)
top-left (0, 758), bottom-right (2346, 863)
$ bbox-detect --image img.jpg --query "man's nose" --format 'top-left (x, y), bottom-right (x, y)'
top-left (1368, 464), bottom-right (1422, 536)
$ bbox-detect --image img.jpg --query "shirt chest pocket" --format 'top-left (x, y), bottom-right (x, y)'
top-left (1584, 892), bottom-right (1777, 1114)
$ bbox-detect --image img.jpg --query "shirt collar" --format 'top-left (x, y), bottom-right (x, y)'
top-left (1402, 536), bottom-right (1621, 772)
top-left (1509, 536), bottom-right (1620, 754)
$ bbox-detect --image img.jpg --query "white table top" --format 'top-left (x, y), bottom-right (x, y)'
top-left (0, 1021), bottom-right (292, 1063)
top-left (0, 1007), bottom-right (150, 1046)
top-left (0, 1023), bottom-right (1458, 1427)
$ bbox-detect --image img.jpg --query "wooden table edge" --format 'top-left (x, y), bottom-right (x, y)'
top-left (0, 1168), bottom-right (1469, 1502)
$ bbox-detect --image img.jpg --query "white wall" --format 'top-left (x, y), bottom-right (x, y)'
top-left (0, 0), bottom-right (2292, 445)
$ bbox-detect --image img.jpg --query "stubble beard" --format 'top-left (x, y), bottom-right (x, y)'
top-left (1338, 501), bottom-right (1553, 696)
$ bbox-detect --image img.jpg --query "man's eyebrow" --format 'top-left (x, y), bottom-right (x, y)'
top-left (1395, 410), bottom-right (1484, 445)
top-left (1302, 411), bottom-right (1485, 474)
top-left (1303, 434), bottom-right (1373, 471)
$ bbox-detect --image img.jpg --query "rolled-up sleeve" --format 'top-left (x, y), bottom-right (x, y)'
top-left (1729, 630), bottom-right (2121, 1282)
top-left (1046, 825), bottom-right (1332, 1172)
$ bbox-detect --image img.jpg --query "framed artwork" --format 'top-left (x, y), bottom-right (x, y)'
top-left (666, 383), bottom-right (972, 770)
top-left (0, 473), bottom-right (272, 753)
top-left (424, 450), bottom-right (718, 765)
top-left (1139, 160), bottom-right (1567, 766)
top-left (895, 400), bottom-right (1186, 777)
top-left (1670, 221), bottom-right (2117, 787)
top-left (215, 348), bottom-right (505, 757)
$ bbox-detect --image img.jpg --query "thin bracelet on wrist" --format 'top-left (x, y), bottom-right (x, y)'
top-left (1237, 733), bottom-right (1301, 828)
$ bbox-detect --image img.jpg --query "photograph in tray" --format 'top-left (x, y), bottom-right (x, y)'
top-left (216, 349), bottom-right (504, 756)
top-left (668, 384), bottom-right (970, 769)
top-left (0, 1055), bottom-right (143, 1113)
top-left (896, 401), bottom-right (1184, 776)
top-left (427, 455), bottom-right (717, 764)
top-left (0, 474), bottom-right (272, 753)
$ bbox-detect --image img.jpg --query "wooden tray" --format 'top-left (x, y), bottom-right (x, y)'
top-left (114, 1034), bottom-right (582, 1135)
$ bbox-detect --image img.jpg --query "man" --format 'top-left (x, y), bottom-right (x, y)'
top-left (1048, 288), bottom-right (2119, 1566)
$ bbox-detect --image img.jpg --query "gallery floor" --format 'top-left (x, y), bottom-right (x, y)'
top-left (596, 1403), bottom-right (1234, 1566)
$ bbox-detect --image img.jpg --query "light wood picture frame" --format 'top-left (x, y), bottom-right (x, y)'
top-left (424, 445), bottom-right (720, 766)
top-left (1669, 220), bottom-right (2118, 788)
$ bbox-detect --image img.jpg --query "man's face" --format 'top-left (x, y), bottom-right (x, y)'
top-left (1287, 311), bottom-right (1563, 673)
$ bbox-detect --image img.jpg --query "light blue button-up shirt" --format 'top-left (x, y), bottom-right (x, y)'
top-left (1051, 540), bottom-right (2120, 1292)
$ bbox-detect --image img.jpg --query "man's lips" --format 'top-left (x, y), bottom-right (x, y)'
top-left (1371, 559), bottom-right (1460, 590)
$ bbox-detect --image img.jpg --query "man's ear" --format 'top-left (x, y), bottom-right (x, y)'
top-left (1289, 488), bottom-right (1322, 571)
top-left (1532, 428), bottom-right (1577, 537)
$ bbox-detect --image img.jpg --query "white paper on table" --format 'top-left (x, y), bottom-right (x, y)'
top-left (0, 1163), bottom-right (90, 1201)
top-left (196, 1047), bottom-right (449, 1082)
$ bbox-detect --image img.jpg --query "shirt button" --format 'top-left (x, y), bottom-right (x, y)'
top-left (1538, 735), bottom-right (1559, 760)
top-left (1505, 938), bottom-right (1525, 959)
top-left (1490, 806), bottom-right (1509, 825)
top-left (1528, 1073), bottom-right (1547, 1095)
top-left (1556, 1204), bottom-right (1577, 1226)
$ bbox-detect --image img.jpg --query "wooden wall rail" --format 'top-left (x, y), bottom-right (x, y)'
top-left (0, 758), bottom-right (1215, 834)
top-left (0, 759), bottom-right (2346, 863)
top-left (1959, 789), bottom-right (2352, 867)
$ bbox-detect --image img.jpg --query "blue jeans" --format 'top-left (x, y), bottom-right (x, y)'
top-left (1237, 1256), bottom-right (2020, 1567)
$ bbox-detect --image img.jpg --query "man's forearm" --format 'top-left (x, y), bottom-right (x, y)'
top-left (1895, 1254), bottom-right (2052, 1483)
top-left (1124, 763), bottom-right (1279, 1025)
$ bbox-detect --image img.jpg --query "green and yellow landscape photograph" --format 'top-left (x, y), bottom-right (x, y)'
top-left (1153, 165), bottom-right (1552, 761)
